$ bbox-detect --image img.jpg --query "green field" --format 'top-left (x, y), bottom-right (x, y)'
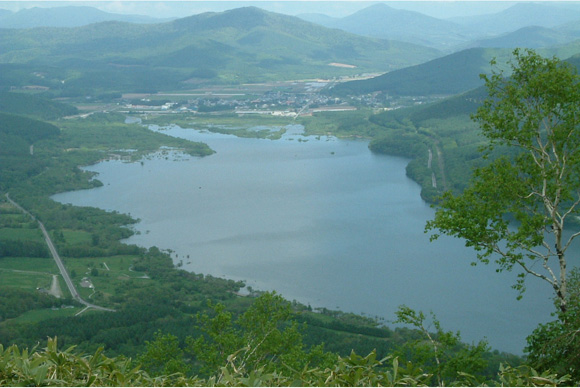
top-left (0, 227), bottom-right (44, 242)
top-left (6, 307), bottom-right (82, 324)
top-left (0, 257), bottom-right (60, 295)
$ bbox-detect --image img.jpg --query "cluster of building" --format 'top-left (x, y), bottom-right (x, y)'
top-left (124, 90), bottom-right (364, 116)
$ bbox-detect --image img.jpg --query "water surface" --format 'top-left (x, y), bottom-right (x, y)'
top-left (53, 123), bottom-right (563, 354)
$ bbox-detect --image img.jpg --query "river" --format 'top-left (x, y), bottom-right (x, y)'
top-left (52, 123), bottom-right (562, 354)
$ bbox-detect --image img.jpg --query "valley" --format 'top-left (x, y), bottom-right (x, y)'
top-left (1, 1), bottom-right (580, 384)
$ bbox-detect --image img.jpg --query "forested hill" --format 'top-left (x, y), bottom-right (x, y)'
top-left (0, 112), bottom-right (61, 191)
top-left (0, 92), bottom-right (78, 120)
top-left (328, 47), bottom-right (510, 97)
top-left (0, 7), bottom-right (440, 94)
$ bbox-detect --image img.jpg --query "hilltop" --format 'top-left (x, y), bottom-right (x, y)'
top-left (0, 7), bottom-right (440, 94)
top-left (300, 3), bottom-right (473, 50)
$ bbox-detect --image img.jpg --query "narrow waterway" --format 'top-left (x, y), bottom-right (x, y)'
top-left (53, 123), bottom-right (564, 354)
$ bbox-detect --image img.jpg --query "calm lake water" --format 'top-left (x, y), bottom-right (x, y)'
top-left (53, 123), bottom-right (563, 354)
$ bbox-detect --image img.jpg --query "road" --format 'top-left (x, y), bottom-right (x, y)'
top-left (5, 193), bottom-right (115, 313)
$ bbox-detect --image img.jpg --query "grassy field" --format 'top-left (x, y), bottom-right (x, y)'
top-left (62, 229), bottom-right (92, 245)
top-left (0, 228), bottom-right (44, 242)
top-left (0, 268), bottom-right (53, 290)
top-left (6, 307), bottom-right (82, 324)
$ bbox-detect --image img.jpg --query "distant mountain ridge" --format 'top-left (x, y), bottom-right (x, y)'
top-left (299, 2), bottom-right (580, 52)
top-left (299, 3), bottom-right (473, 50)
top-left (449, 3), bottom-right (580, 35)
top-left (0, 6), bottom-right (166, 28)
top-left (0, 7), bottom-right (440, 93)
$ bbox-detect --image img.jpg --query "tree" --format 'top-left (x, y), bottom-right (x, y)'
top-left (188, 292), bottom-right (334, 377)
top-left (526, 267), bottom-right (580, 380)
top-left (394, 306), bottom-right (489, 386)
top-left (426, 49), bottom-right (580, 314)
top-left (137, 331), bottom-right (189, 377)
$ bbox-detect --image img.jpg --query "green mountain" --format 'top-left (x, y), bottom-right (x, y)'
top-left (0, 91), bottom-right (78, 120)
top-left (329, 47), bottom-right (511, 97)
top-left (0, 7), bottom-right (440, 94)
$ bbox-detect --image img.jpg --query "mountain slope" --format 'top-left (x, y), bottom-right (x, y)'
top-left (450, 3), bottom-right (580, 36)
top-left (329, 48), bottom-right (510, 97)
top-left (0, 92), bottom-right (78, 120)
top-left (0, 7), bottom-right (441, 92)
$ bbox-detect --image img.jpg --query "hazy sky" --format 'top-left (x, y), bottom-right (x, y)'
top-left (0, 1), bottom-right (524, 19)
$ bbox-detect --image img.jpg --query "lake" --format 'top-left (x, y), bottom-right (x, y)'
top-left (52, 123), bottom-right (561, 354)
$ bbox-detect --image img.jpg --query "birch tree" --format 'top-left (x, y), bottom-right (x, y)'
top-left (426, 49), bottom-right (580, 314)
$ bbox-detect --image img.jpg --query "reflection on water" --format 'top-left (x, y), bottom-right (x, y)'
top-left (53, 123), bottom-right (564, 354)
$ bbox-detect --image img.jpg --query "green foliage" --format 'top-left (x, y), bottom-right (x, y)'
top-left (0, 240), bottom-right (49, 257)
top-left (138, 331), bottom-right (190, 378)
top-left (0, 336), bottom-right (570, 386)
top-left (189, 292), bottom-right (335, 377)
top-left (0, 112), bottom-right (60, 143)
top-left (426, 49), bottom-right (580, 314)
top-left (496, 364), bottom-right (570, 387)
top-left (0, 338), bottom-right (188, 386)
top-left (0, 288), bottom-right (59, 321)
top-left (0, 92), bottom-right (78, 120)
top-left (526, 268), bottom-right (580, 381)
top-left (394, 306), bottom-right (490, 386)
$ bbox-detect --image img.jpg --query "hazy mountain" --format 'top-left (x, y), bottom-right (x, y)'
top-left (0, 9), bottom-right (12, 19)
top-left (464, 26), bottom-right (577, 49)
top-left (0, 6), bottom-right (166, 28)
top-left (450, 3), bottom-right (580, 36)
top-left (0, 7), bottom-right (440, 93)
top-left (298, 3), bottom-right (473, 50)
top-left (557, 18), bottom-right (580, 39)
top-left (296, 13), bottom-right (339, 26)
top-left (328, 47), bottom-right (512, 97)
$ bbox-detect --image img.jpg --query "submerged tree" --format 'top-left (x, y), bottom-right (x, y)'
top-left (426, 49), bottom-right (580, 314)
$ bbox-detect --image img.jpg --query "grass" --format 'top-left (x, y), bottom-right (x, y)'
top-left (0, 227), bottom-right (44, 242)
top-left (0, 268), bottom-right (54, 290)
top-left (62, 229), bottom-right (92, 245)
top-left (6, 307), bottom-right (82, 324)
top-left (0, 257), bottom-right (58, 272)
top-left (0, 257), bottom-right (59, 295)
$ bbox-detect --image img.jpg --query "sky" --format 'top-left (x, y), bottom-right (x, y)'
top-left (0, 0), bottom-right (527, 19)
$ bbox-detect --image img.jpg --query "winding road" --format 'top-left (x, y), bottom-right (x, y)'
top-left (5, 193), bottom-right (115, 313)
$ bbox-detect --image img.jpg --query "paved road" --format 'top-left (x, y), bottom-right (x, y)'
top-left (5, 194), bottom-right (115, 313)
